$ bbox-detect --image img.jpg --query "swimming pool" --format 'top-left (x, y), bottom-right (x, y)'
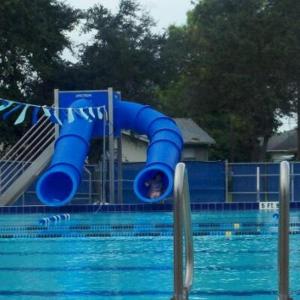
top-left (0, 210), bottom-right (299, 299)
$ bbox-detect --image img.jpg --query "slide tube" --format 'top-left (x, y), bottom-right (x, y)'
top-left (115, 101), bottom-right (183, 203)
top-left (37, 99), bottom-right (183, 206)
top-left (36, 99), bottom-right (94, 206)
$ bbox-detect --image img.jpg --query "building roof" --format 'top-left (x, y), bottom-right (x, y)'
top-left (122, 118), bottom-right (215, 146)
top-left (174, 118), bottom-right (215, 145)
top-left (267, 129), bottom-right (297, 152)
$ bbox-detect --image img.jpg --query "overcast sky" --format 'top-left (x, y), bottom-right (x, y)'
top-left (63, 0), bottom-right (193, 30)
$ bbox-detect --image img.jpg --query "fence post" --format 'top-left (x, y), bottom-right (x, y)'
top-left (225, 160), bottom-right (229, 203)
top-left (256, 166), bottom-right (260, 202)
top-left (291, 162), bottom-right (294, 203)
top-left (108, 87), bottom-right (115, 204)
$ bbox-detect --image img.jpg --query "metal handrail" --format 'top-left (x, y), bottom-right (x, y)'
top-left (278, 161), bottom-right (292, 300)
top-left (172, 162), bottom-right (194, 300)
top-left (0, 118), bottom-right (53, 173)
top-left (0, 129), bottom-right (54, 190)
top-left (0, 123), bottom-right (54, 180)
top-left (0, 115), bottom-right (48, 163)
top-left (0, 134), bottom-right (54, 192)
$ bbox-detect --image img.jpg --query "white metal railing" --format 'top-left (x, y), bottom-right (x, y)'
top-left (0, 116), bottom-right (49, 161)
top-left (172, 162), bottom-right (194, 300)
top-left (278, 161), bottom-right (292, 300)
top-left (0, 116), bottom-right (55, 194)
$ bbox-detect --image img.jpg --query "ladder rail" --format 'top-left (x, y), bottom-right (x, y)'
top-left (173, 162), bottom-right (194, 300)
top-left (278, 161), bottom-right (292, 300)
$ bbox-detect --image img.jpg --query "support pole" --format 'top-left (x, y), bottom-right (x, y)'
top-left (225, 160), bottom-right (229, 203)
top-left (54, 89), bottom-right (60, 139)
top-left (291, 163), bottom-right (294, 203)
top-left (117, 137), bottom-right (123, 204)
top-left (101, 112), bottom-right (107, 203)
top-left (256, 166), bottom-right (260, 202)
top-left (278, 161), bottom-right (291, 300)
top-left (108, 88), bottom-right (115, 204)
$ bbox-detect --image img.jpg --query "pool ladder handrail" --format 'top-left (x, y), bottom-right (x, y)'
top-left (172, 162), bottom-right (194, 300)
top-left (278, 161), bottom-right (292, 300)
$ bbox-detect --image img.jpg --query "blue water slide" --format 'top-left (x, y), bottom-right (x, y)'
top-left (36, 98), bottom-right (183, 206)
top-left (115, 101), bottom-right (183, 202)
top-left (36, 99), bottom-right (94, 206)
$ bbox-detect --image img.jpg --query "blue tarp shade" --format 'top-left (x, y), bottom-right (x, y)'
top-left (185, 161), bottom-right (225, 203)
top-left (11, 161), bottom-right (300, 206)
top-left (121, 161), bottom-right (226, 204)
top-left (231, 163), bottom-right (280, 202)
top-left (292, 163), bottom-right (300, 202)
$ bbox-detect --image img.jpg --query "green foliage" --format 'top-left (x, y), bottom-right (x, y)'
top-left (160, 0), bottom-right (300, 161)
top-left (75, 0), bottom-right (165, 105)
top-left (0, 0), bottom-right (299, 162)
top-left (0, 0), bottom-right (79, 148)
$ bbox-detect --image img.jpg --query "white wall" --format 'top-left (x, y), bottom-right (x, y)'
top-left (121, 135), bottom-right (147, 162)
top-left (121, 134), bottom-right (210, 162)
top-left (182, 145), bottom-right (209, 161)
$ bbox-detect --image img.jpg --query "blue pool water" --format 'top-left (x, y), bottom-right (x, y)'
top-left (0, 210), bottom-right (299, 299)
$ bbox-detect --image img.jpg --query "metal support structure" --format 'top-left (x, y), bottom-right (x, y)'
top-left (172, 163), bottom-right (194, 300)
top-left (117, 137), bottom-right (123, 204)
top-left (256, 166), bottom-right (260, 202)
top-left (278, 161), bottom-right (292, 300)
top-left (101, 109), bottom-right (107, 203)
top-left (83, 167), bottom-right (92, 204)
top-left (108, 88), bottom-right (115, 204)
top-left (54, 89), bottom-right (60, 139)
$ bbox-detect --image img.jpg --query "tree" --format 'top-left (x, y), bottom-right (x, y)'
top-left (161, 0), bottom-right (299, 161)
top-left (265, 0), bottom-right (300, 158)
top-left (0, 0), bottom-right (79, 149)
top-left (75, 0), bottom-right (165, 106)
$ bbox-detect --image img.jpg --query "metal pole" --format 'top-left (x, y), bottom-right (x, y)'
top-left (54, 89), bottom-right (60, 139)
top-left (225, 160), bottom-right (229, 203)
top-left (117, 137), bottom-right (123, 204)
top-left (278, 161), bottom-right (291, 300)
top-left (102, 110), bottom-right (107, 203)
top-left (108, 88), bottom-right (115, 204)
top-left (173, 163), bottom-right (194, 300)
top-left (173, 167), bottom-right (184, 300)
top-left (256, 166), bottom-right (260, 202)
top-left (291, 163), bottom-right (294, 203)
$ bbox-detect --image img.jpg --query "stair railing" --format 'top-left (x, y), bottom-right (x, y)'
top-left (0, 116), bottom-right (49, 162)
top-left (0, 116), bottom-right (55, 194)
top-left (172, 162), bottom-right (194, 300)
top-left (278, 161), bottom-right (292, 300)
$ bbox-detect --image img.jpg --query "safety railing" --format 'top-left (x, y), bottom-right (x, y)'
top-left (0, 116), bottom-right (55, 194)
top-left (278, 161), bottom-right (292, 300)
top-left (0, 116), bottom-right (49, 161)
top-left (172, 162), bottom-right (194, 300)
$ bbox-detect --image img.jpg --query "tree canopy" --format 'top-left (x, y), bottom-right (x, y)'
top-left (160, 0), bottom-right (300, 161)
top-left (71, 0), bottom-right (166, 106)
top-left (0, 0), bottom-right (299, 161)
top-left (0, 0), bottom-right (79, 147)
